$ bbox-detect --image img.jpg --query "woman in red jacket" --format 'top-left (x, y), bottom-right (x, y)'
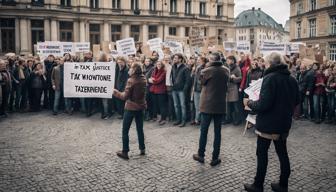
top-left (149, 60), bottom-right (167, 125)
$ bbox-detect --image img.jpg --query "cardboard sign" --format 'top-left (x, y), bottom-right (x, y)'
top-left (64, 62), bottom-right (116, 98)
top-left (141, 45), bottom-right (152, 57)
top-left (101, 41), bottom-right (111, 54)
top-left (116, 38), bottom-right (136, 56)
top-left (74, 42), bottom-right (90, 53)
top-left (93, 44), bottom-right (101, 60)
top-left (306, 48), bottom-right (315, 60)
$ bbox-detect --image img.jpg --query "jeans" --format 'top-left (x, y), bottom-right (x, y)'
top-left (53, 90), bottom-right (62, 113)
top-left (254, 135), bottom-right (290, 188)
top-left (172, 90), bottom-right (186, 123)
top-left (167, 89), bottom-right (175, 121)
top-left (193, 91), bottom-right (201, 122)
top-left (226, 101), bottom-right (240, 124)
top-left (122, 110), bottom-right (145, 152)
top-left (152, 93), bottom-right (168, 120)
top-left (198, 113), bottom-right (223, 160)
top-left (64, 98), bottom-right (73, 112)
top-left (304, 94), bottom-right (314, 119)
top-left (326, 92), bottom-right (335, 120)
top-left (313, 94), bottom-right (325, 121)
top-left (14, 82), bottom-right (23, 110)
top-left (102, 98), bottom-right (110, 116)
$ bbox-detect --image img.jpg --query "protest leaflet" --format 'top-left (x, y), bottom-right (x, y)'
top-left (244, 78), bottom-right (263, 124)
top-left (116, 38), bottom-right (137, 56)
top-left (64, 62), bottom-right (116, 98)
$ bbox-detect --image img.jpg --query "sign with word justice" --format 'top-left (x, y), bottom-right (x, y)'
top-left (64, 62), bottom-right (116, 98)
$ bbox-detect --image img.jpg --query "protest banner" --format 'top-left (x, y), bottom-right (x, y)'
top-left (74, 42), bottom-right (90, 53)
top-left (37, 41), bottom-right (63, 57)
top-left (223, 41), bottom-right (236, 52)
top-left (116, 38), bottom-right (136, 56)
top-left (64, 62), bottom-right (116, 98)
top-left (60, 42), bottom-right (74, 55)
top-left (147, 38), bottom-right (162, 51)
top-left (260, 41), bottom-right (286, 56)
top-left (236, 41), bottom-right (251, 54)
top-left (163, 40), bottom-right (183, 54)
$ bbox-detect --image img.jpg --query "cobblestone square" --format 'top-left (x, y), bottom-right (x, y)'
top-left (0, 112), bottom-right (335, 192)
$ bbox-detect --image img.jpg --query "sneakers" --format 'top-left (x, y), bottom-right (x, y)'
top-left (271, 183), bottom-right (288, 192)
top-left (243, 183), bottom-right (263, 192)
top-left (192, 154), bottom-right (205, 163)
top-left (210, 159), bottom-right (221, 166)
top-left (116, 151), bottom-right (129, 160)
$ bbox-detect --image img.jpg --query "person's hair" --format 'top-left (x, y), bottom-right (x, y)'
top-left (265, 52), bottom-right (284, 66)
top-left (132, 62), bottom-right (143, 76)
top-left (98, 53), bottom-right (108, 62)
top-left (116, 56), bottom-right (126, 63)
top-left (226, 55), bottom-right (236, 64)
top-left (209, 52), bottom-right (221, 62)
top-left (156, 60), bottom-right (165, 69)
top-left (199, 56), bottom-right (208, 64)
top-left (173, 53), bottom-right (184, 61)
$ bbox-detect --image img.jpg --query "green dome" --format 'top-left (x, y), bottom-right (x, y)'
top-left (235, 8), bottom-right (284, 31)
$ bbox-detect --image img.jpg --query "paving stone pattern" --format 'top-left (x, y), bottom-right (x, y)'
top-left (0, 112), bottom-right (335, 192)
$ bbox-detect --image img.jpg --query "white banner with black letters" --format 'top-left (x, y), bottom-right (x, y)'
top-left (64, 62), bottom-right (116, 98)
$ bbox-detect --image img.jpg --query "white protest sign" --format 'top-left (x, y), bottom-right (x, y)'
top-left (74, 42), bottom-right (90, 53)
top-left (60, 42), bottom-right (74, 55)
top-left (116, 38), bottom-right (137, 56)
top-left (223, 41), bottom-right (237, 52)
top-left (287, 42), bottom-right (306, 54)
top-left (244, 78), bottom-right (263, 101)
top-left (163, 40), bottom-right (183, 54)
top-left (147, 38), bottom-right (162, 51)
top-left (236, 41), bottom-right (250, 53)
top-left (37, 41), bottom-right (63, 57)
top-left (64, 62), bottom-right (116, 98)
top-left (260, 41), bottom-right (286, 56)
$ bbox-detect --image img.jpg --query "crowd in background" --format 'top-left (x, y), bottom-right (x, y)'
top-left (0, 50), bottom-right (335, 126)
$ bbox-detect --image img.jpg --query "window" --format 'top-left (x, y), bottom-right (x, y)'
top-left (89, 24), bottom-right (100, 45)
top-left (217, 5), bottom-right (223, 17)
top-left (31, 0), bottom-right (44, 6)
top-left (31, 20), bottom-right (44, 51)
top-left (169, 27), bottom-right (177, 36)
top-left (0, 18), bottom-right (15, 53)
top-left (149, 0), bottom-right (156, 11)
top-left (329, 44), bottom-right (336, 61)
top-left (1, 0), bottom-right (16, 6)
top-left (148, 25), bottom-right (158, 39)
top-left (330, 15), bottom-right (336, 35)
top-left (218, 29), bottom-right (224, 44)
top-left (60, 21), bottom-right (73, 42)
top-left (111, 25), bottom-right (121, 42)
top-left (112, 0), bottom-right (120, 9)
top-left (185, 0), bottom-right (191, 15)
top-left (185, 27), bottom-right (190, 37)
top-left (90, 0), bottom-right (99, 9)
top-left (297, 2), bottom-right (303, 15)
top-left (309, 0), bottom-right (316, 11)
top-left (60, 0), bottom-right (71, 7)
top-left (200, 2), bottom-right (206, 16)
top-left (170, 0), bottom-right (177, 13)
top-left (131, 0), bottom-right (139, 10)
top-left (331, 0), bottom-right (336, 6)
top-left (130, 25), bottom-right (140, 42)
top-left (296, 21), bottom-right (301, 38)
top-left (308, 18), bottom-right (316, 37)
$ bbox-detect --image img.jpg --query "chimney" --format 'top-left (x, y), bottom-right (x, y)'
top-left (252, 7), bottom-right (255, 11)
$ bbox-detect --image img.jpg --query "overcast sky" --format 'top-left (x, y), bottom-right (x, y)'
top-left (234, 0), bottom-right (290, 26)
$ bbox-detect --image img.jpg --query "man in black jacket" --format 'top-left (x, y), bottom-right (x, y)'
top-left (114, 57), bottom-right (129, 119)
top-left (243, 53), bottom-right (299, 192)
top-left (171, 53), bottom-right (190, 127)
top-left (302, 59), bottom-right (316, 120)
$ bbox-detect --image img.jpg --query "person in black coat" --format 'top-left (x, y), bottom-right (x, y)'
top-left (43, 55), bottom-right (57, 109)
top-left (243, 53), bottom-right (299, 192)
top-left (114, 57), bottom-right (129, 119)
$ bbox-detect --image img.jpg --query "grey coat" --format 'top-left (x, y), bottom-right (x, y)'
top-left (227, 64), bottom-right (242, 102)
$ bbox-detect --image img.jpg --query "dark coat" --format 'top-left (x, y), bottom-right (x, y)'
top-left (193, 64), bottom-right (206, 92)
top-left (247, 64), bottom-right (300, 134)
top-left (115, 65), bottom-right (129, 91)
top-left (227, 63), bottom-right (242, 102)
top-left (200, 61), bottom-right (229, 114)
top-left (305, 68), bottom-right (316, 93)
top-left (114, 75), bottom-right (147, 111)
top-left (171, 63), bottom-right (191, 92)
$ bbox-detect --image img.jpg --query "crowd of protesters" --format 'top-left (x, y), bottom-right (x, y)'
top-left (0, 50), bottom-right (336, 126)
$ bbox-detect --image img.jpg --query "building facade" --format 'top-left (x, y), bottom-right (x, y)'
top-left (0, 0), bottom-right (235, 55)
top-left (289, 0), bottom-right (336, 61)
top-left (235, 7), bottom-right (289, 54)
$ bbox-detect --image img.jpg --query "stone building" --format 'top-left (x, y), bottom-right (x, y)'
top-left (289, 0), bottom-right (336, 61)
top-left (235, 7), bottom-right (289, 54)
top-left (0, 0), bottom-right (235, 55)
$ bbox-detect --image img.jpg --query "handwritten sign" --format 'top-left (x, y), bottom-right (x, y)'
top-left (223, 41), bottom-right (237, 52)
top-left (37, 41), bottom-right (63, 57)
top-left (64, 62), bottom-right (116, 98)
top-left (260, 42), bottom-right (286, 56)
top-left (60, 42), bottom-right (74, 55)
top-left (236, 41), bottom-right (250, 53)
top-left (116, 38), bottom-right (136, 56)
top-left (147, 38), bottom-right (162, 51)
top-left (74, 42), bottom-right (90, 53)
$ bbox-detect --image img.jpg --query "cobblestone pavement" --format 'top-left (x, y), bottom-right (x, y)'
top-left (0, 112), bottom-right (335, 192)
